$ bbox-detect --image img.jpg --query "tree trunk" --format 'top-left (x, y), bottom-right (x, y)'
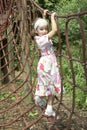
top-left (20, 0), bottom-right (33, 102)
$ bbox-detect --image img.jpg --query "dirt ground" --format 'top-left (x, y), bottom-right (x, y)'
top-left (0, 84), bottom-right (87, 130)
top-left (0, 95), bottom-right (87, 130)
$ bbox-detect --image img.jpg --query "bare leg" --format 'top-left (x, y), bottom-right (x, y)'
top-left (47, 95), bottom-right (54, 105)
top-left (45, 95), bottom-right (55, 117)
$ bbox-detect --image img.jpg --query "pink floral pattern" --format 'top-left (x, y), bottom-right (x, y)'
top-left (35, 35), bottom-right (64, 97)
top-left (40, 63), bottom-right (44, 70)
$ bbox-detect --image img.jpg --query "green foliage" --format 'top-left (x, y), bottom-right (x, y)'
top-left (76, 89), bottom-right (87, 109)
top-left (63, 61), bottom-right (87, 109)
top-left (35, 0), bottom-right (87, 14)
top-left (62, 43), bottom-right (87, 109)
top-left (0, 91), bottom-right (16, 101)
top-left (35, 0), bottom-right (59, 11)
top-left (0, 92), bottom-right (6, 99)
top-left (28, 111), bottom-right (39, 118)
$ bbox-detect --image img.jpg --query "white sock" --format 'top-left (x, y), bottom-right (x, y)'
top-left (46, 105), bottom-right (53, 112)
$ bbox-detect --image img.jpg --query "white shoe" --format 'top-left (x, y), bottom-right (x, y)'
top-left (45, 110), bottom-right (56, 117)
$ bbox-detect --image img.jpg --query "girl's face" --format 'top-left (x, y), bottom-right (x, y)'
top-left (36, 24), bottom-right (48, 36)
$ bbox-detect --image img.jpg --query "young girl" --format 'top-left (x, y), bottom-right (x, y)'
top-left (34, 10), bottom-right (62, 117)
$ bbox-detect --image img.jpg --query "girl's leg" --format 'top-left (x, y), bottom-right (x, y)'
top-left (45, 95), bottom-right (55, 117)
top-left (34, 95), bottom-right (42, 103)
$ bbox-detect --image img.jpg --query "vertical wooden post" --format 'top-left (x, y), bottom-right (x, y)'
top-left (1, 38), bottom-right (9, 84)
top-left (0, 14), bottom-right (9, 84)
top-left (0, 39), bottom-right (2, 86)
top-left (19, 0), bottom-right (33, 102)
top-left (8, 24), bottom-right (15, 80)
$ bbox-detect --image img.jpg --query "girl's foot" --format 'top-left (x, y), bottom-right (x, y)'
top-left (44, 110), bottom-right (56, 117)
top-left (35, 96), bottom-right (46, 109)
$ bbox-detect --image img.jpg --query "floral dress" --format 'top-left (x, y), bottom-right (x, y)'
top-left (35, 34), bottom-right (62, 97)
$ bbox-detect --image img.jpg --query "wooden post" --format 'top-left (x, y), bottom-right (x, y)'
top-left (0, 38), bottom-right (2, 86)
top-left (8, 24), bottom-right (15, 80)
top-left (0, 13), bottom-right (9, 84)
top-left (19, 0), bottom-right (33, 102)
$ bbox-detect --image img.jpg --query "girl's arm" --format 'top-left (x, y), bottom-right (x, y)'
top-left (48, 13), bottom-right (57, 39)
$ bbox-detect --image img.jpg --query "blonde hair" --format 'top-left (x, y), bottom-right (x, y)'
top-left (34, 18), bottom-right (48, 30)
